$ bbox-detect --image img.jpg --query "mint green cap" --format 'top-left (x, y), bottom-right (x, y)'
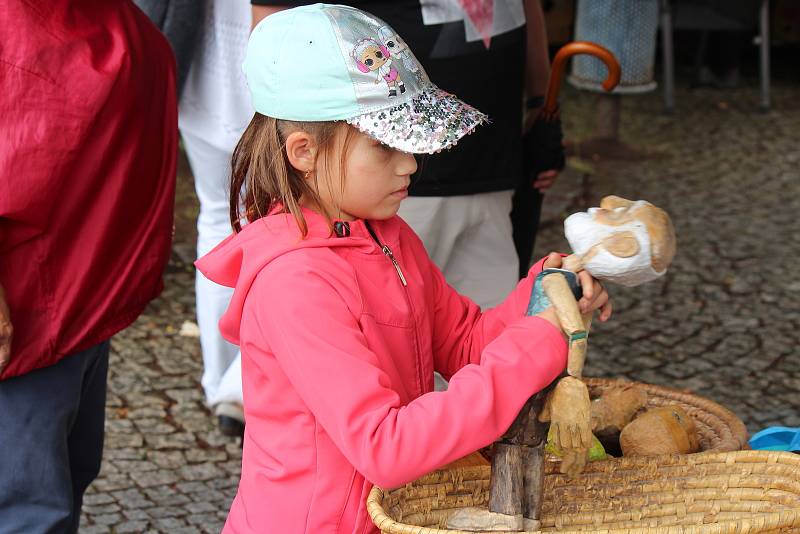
top-left (243, 4), bottom-right (486, 153)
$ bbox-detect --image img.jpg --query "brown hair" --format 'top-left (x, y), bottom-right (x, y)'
top-left (229, 113), bottom-right (356, 236)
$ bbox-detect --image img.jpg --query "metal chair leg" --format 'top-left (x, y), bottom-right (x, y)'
top-left (759, 0), bottom-right (771, 112)
top-left (660, 0), bottom-right (675, 114)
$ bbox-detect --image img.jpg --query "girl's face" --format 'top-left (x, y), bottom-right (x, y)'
top-left (314, 127), bottom-right (417, 221)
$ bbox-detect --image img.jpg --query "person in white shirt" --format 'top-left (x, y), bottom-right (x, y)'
top-left (178, 0), bottom-right (254, 436)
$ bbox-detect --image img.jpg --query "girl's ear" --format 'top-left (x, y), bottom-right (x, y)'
top-left (285, 131), bottom-right (317, 176)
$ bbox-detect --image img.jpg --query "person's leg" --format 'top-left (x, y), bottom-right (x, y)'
top-left (66, 341), bottom-right (110, 532)
top-left (181, 130), bottom-right (243, 411)
top-left (0, 342), bottom-right (109, 534)
top-left (397, 195), bottom-right (461, 268)
top-left (213, 354), bottom-right (245, 437)
top-left (510, 184), bottom-right (543, 279)
top-left (400, 192), bottom-right (518, 308)
top-left (444, 190), bottom-right (519, 310)
top-left (215, 353), bottom-right (243, 406)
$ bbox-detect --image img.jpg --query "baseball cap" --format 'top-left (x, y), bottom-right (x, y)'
top-left (243, 3), bottom-right (487, 154)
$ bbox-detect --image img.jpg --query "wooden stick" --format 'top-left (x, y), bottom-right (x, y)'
top-left (522, 444), bottom-right (546, 520)
top-left (542, 273), bottom-right (587, 378)
top-left (488, 443), bottom-right (523, 516)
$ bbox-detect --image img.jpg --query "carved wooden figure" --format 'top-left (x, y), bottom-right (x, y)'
top-left (620, 406), bottom-right (700, 457)
top-left (590, 383), bottom-right (648, 446)
top-left (447, 196), bottom-right (676, 532)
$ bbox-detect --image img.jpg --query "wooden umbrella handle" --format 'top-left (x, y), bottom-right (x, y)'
top-left (543, 41), bottom-right (622, 118)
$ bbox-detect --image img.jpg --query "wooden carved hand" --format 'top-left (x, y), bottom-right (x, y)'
top-left (539, 376), bottom-right (592, 476)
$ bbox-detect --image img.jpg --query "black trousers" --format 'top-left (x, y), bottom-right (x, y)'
top-left (511, 183), bottom-right (544, 280)
top-left (0, 341), bottom-right (110, 534)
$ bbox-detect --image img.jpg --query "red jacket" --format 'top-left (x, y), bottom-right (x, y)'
top-left (196, 210), bottom-right (567, 533)
top-left (0, 1), bottom-right (177, 379)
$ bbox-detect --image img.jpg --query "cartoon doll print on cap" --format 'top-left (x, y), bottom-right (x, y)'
top-left (377, 25), bottom-right (422, 80)
top-left (352, 38), bottom-right (407, 97)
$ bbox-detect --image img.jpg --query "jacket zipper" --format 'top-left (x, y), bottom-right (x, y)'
top-left (382, 245), bottom-right (407, 286)
top-left (364, 221), bottom-right (425, 394)
top-left (365, 221), bottom-right (407, 286)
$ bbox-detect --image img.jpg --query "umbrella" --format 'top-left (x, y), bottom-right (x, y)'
top-left (513, 42), bottom-right (621, 278)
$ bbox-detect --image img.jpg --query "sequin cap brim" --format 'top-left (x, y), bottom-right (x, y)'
top-left (345, 86), bottom-right (488, 154)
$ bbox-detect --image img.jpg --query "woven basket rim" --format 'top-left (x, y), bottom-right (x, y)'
top-left (368, 451), bottom-right (800, 534)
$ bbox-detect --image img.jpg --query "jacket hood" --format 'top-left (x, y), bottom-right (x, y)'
top-left (195, 208), bottom-right (399, 345)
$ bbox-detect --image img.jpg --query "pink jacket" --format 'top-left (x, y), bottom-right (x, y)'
top-left (195, 209), bottom-right (567, 534)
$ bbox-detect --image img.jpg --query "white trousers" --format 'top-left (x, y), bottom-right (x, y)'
top-left (181, 129), bottom-right (243, 407)
top-left (398, 191), bottom-right (519, 391)
top-left (397, 190), bottom-right (519, 309)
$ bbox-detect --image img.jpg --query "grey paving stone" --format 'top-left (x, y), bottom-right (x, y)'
top-left (186, 512), bottom-right (226, 529)
top-left (146, 506), bottom-right (189, 519)
top-left (186, 501), bottom-right (219, 514)
top-left (144, 432), bottom-right (198, 450)
top-left (143, 486), bottom-right (192, 507)
top-left (123, 509), bottom-right (153, 521)
top-left (91, 473), bottom-right (133, 493)
top-left (83, 493), bottom-right (116, 506)
top-left (82, 503), bottom-right (121, 516)
top-left (182, 488), bottom-right (229, 503)
top-left (92, 512), bottom-right (123, 525)
top-left (111, 488), bottom-right (150, 502)
top-left (148, 450), bottom-right (188, 469)
top-left (150, 517), bottom-right (190, 529)
top-left (129, 470), bottom-right (180, 488)
top-left (104, 433), bottom-right (144, 449)
top-left (174, 481), bottom-right (209, 494)
top-left (115, 520), bottom-right (151, 533)
top-left (178, 463), bottom-right (226, 482)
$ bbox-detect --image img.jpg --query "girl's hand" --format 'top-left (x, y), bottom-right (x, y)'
top-left (543, 252), bottom-right (613, 322)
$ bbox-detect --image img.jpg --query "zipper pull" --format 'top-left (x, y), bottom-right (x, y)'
top-left (382, 245), bottom-right (407, 286)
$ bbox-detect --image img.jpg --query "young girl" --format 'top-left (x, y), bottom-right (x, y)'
top-left (195, 5), bottom-right (612, 533)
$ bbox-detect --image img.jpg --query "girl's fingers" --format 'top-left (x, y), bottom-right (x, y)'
top-left (580, 281), bottom-right (610, 315)
top-left (554, 269), bottom-right (614, 319)
top-left (578, 278), bottom-right (604, 313)
top-left (589, 287), bottom-right (609, 311)
top-left (598, 300), bottom-right (613, 322)
top-left (543, 252), bottom-right (562, 269)
top-left (577, 270), bottom-right (594, 302)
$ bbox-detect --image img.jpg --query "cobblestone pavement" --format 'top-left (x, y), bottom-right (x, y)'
top-left (79, 84), bottom-right (800, 532)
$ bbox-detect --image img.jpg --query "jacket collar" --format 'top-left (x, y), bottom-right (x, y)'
top-left (267, 206), bottom-right (400, 248)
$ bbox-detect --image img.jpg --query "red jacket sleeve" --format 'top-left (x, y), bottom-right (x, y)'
top-left (245, 263), bottom-right (566, 489)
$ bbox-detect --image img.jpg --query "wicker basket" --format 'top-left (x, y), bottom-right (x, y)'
top-left (368, 450), bottom-right (800, 533)
top-left (584, 377), bottom-right (749, 452)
